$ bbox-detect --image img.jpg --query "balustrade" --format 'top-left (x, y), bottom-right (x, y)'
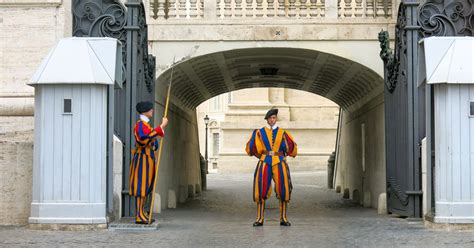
top-left (150, 0), bottom-right (393, 20)
top-left (338, 0), bottom-right (392, 18)
top-left (151, 0), bottom-right (204, 19)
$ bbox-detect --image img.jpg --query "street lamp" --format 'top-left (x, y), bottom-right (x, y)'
top-left (203, 114), bottom-right (210, 190)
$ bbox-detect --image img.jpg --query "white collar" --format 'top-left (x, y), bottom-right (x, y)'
top-left (140, 114), bottom-right (150, 123)
top-left (266, 124), bottom-right (278, 130)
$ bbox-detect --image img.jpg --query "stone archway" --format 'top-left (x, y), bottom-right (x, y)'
top-left (151, 47), bottom-right (386, 213)
top-left (155, 47), bottom-right (383, 110)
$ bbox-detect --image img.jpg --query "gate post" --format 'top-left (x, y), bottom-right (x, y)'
top-left (379, 0), bottom-right (422, 218)
top-left (404, 0), bottom-right (422, 218)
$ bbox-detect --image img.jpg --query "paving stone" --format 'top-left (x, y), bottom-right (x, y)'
top-left (0, 170), bottom-right (473, 247)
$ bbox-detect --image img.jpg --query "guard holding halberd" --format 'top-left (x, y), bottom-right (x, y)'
top-left (129, 101), bottom-right (168, 224)
top-left (245, 108), bottom-right (297, 226)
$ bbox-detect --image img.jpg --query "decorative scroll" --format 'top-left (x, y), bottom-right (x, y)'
top-left (72, 0), bottom-right (127, 40)
top-left (72, 0), bottom-right (127, 84)
top-left (418, 0), bottom-right (474, 37)
top-left (387, 177), bottom-right (409, 206)
top-left (378, 3), bottom-right (407, 93)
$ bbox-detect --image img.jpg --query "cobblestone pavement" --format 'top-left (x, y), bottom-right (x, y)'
top-left (1, 170), bottom-right (473, 247)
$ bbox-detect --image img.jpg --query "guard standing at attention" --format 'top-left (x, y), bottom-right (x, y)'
top-left (245, 108), bottom-right (297, 227)
top-left (130, 101), bottom-right (168, 224)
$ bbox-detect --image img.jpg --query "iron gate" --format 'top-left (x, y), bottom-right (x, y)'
top-left (72, 0), bottom-right (155, 217)
top-left (380, 0), bottom-right (474, 217)
top-left (379, 0), bottom-right (422, 217)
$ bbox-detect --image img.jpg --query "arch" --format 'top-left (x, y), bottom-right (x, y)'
top-left (156, 47), bottom-right (383, 109)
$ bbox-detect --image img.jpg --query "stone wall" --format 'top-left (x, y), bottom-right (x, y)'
top-left (0, 0), bottom-right (70, 120)
top-left (0, 0), bottom-right (70, 225)
top-left (334, 93), bottom-right (385, 209)
top-left (0, 131), bottom-right (33, 225)
top-left (154, 83), bottom-right (202, 209)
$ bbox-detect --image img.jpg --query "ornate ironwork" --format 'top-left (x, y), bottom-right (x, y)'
top-left (136, 3), bottom-right (155, 94)
top-left (387, 177), bottom-right (409, 206)
top-left (145, 55), bottom-right (156, 93)
top-left (380, 1), bottom-right (422, 217)
top-left (72, 0), bottom-right (127, 84)
top-left (378, 3), bottom-right (407, 93)
top-left (418, 0), bottom-right (474, 37)
top-left (72, 0), bottom-right (127, 38)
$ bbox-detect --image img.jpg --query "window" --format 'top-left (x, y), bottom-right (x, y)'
top-left (64, 99), bottom-right (72, 114)
top-left (212, 95), bottom-right (222, 111)
top-left (470, 102), bottom-right (474, 116)
top-left (212, 133), bottom-right (220, 157)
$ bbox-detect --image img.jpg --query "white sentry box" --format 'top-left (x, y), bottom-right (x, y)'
top-left (423, 36), bottom-right (474, 223)
top-left (28, 37), bottom-right (122, 224)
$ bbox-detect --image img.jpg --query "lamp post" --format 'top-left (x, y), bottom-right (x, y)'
top-left (202, 114), bottom-right (210, 190)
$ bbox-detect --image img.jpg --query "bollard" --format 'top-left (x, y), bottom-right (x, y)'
top-left (327, 151), bottom-right (336, 189)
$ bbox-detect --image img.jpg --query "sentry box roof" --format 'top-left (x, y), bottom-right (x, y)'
top-left (29, 37), bottom-right (122, 87)
top-left (422, 37), bottom-right (474, 85)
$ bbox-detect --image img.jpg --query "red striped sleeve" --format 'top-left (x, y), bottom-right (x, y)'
top-left (154, 126), bottom-right (164, 137)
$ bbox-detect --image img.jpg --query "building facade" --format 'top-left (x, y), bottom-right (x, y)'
top-left (197, 88), bottom-right (339, 173)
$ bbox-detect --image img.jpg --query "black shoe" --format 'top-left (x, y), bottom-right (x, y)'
top-left (280, 220), bottom-right (291, 226)
top-left (253, 221), bottom-right (264, 227)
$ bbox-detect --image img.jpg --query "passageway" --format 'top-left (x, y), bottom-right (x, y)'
top-left (148, 47), bottom-right (387, 214)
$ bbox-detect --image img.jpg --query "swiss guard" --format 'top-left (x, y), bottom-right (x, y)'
top-left (245, 108), bottom-right (297, 227)
top-left (130, 101), bottom-right (168, 224)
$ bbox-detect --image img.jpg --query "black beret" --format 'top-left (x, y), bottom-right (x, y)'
top-left (136, 101), bottom-right (154, 113)
top-left (264, 108), bottom-right (278, 119)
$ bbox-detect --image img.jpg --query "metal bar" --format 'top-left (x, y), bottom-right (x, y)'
top-left (406, 1), bottom-right (415, 217)
top-left (405, 190), bottom-right (423, 195)
top-left (405, 25), bottom-right (421, 30)
top-left (406, 0), bottom-right (422, 218)
top-left (430, 85), bottom-right (436, 214)
top-left (124, 26), bottom-right (141, 30)
top-left (122, 0), bottom-right (139, 217)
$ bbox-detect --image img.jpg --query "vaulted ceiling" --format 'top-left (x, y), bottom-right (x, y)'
top-left (156, 48), bottom-right (383, 109)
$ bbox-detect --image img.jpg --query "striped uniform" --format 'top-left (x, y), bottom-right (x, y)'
top-left (246, 126), bottom-right (297, 223)
top-left (129, 119), bottom-right (164, 223)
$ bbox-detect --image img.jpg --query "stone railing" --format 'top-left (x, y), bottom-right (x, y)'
top-left (149, 0), bottom-right (394, 20)
top-left (216, 0), bottom-right (326, 18)
top-left (150, 0), bottom-right (205, 19)
top-left (338, 0), bottom-right (392, 18)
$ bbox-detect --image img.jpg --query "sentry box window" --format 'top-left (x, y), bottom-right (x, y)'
top-left (64, 99), bottom-right (72, 114)
top-left (471, 102), bottom-right (474, 117)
